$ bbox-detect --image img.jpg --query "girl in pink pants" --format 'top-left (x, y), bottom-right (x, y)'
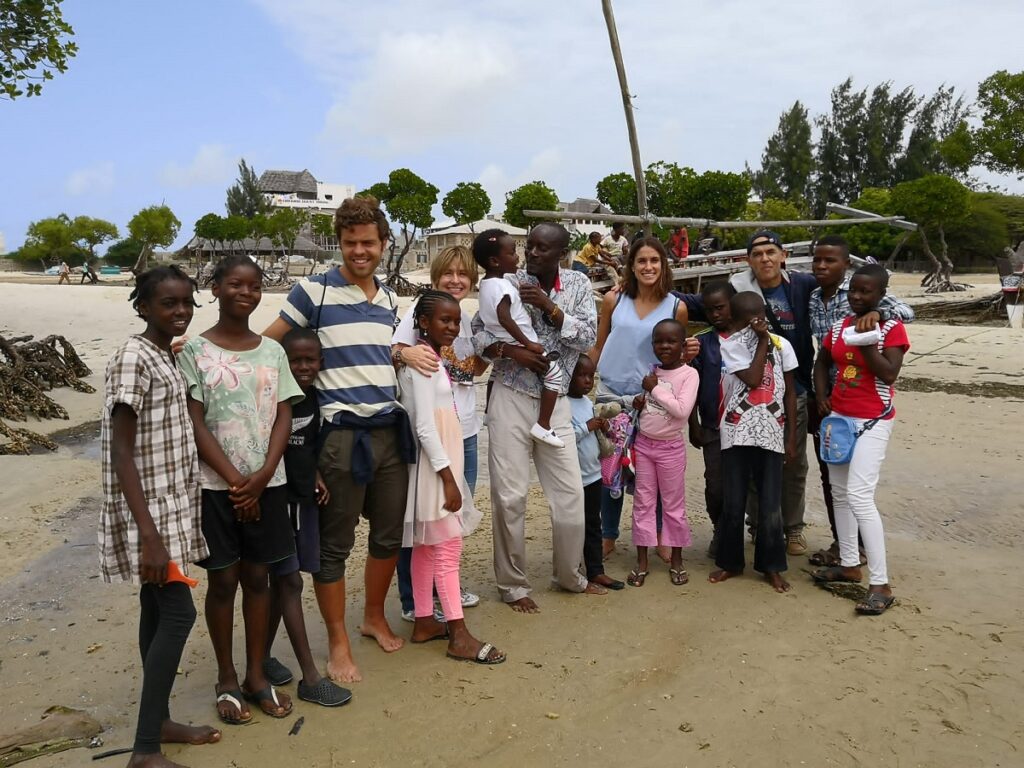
top-left (627, 320), bottom-right (700, 588)
top-left (398, 290), bottom-right (506, 665)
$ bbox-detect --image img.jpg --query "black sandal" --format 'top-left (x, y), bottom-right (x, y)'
top-left (856, 592), bottom-right (895, 615)
top-left (811, 566), bottom-right (861, 584)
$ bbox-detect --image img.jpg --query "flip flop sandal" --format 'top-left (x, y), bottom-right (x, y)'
top-left (811, 566), bottom-right (861, 584)
top-left (214, 688), bottom-right (253, 726)
top-left (855, 592), bottom-right (895, 616)
top-left (242, 685), bottom-right (293, 718)
top-left (669, 567), bottom-right (689, 586)
top-left (627, 569), bottom-right (649, 587)
top-left (262, 656), bottom-right (294, 686)
top-left (447, 642), bottom-right (506, 665)
top-left (297, 678), bottom-right (353, 707)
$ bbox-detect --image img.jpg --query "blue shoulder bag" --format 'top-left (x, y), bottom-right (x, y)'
top-left (819, 405), bottom-right (892, 465)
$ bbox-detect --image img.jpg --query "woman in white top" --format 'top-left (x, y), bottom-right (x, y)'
top-left (392, 246), bottom-right (488, 618)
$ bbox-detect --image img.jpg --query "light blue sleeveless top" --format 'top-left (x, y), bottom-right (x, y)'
top-left (597, 293), bottom-right (678, 396)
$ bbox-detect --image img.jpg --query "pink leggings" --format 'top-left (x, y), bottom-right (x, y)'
top-left (411, 536), bottom-right (464, 621)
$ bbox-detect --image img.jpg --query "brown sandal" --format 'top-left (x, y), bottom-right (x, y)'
top-left (669, 567), bottom-right (689, 586)
top-left (626, 569), bottom-right (648, 587)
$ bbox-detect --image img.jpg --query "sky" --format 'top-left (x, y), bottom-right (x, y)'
top-left (3, 0), bottom-right (1023, 253)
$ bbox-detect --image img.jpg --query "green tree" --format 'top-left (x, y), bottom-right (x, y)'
top-left (944, 196), bottom-right (1009, 268)
top-left (103, 238), bottom-right (143, 268)
top-left (441, 182), bottom-right (491, 229)
top-left (221, 214), bottom-right (251, 255)
top-left (595, 172), bottom-right (640, 215)
top-left (503, 180), bottom-right (559, 229)
top-left (310, 213), bottom-right (334, 259)
top-left (688, 170), bottom-right (750, 221)
top-left (365, 168), bottom-right (439, 276)
top-left (891, 175), bottom-right (970, 290)
top-left (974, 69), bottom-right (1024, 177)
top-left (840, 187), bottom-right (903, 262)
top-left (127, 204), bottom-right (180, 272)
top-left (972, 191), bottom-right (1024, 246)
top-left (70, 215), bottom-right (118, 260)
top-left (18, 214), bottom-right (83, 268)
top-left (193, 212), bottom-right (225, 258)
top-left (750, 101), bottom-right (813, 203)
top-left (724, 198), bottom-right (811, 250)
top-left (225, 158), bottom-right (269, 219)
top-left (0, 0), bottom-right (77, 99)
top-left (897, 86), bottom-right (973, 182)
top-left (266, 207), bottom-right (309, 261)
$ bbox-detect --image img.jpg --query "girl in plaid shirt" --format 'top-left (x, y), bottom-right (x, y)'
top-left (100, 266), bottom-right (221, 767)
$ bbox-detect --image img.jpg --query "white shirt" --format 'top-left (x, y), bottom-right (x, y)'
top-left (393, 301), bottom-right (480, 438)
top-left (477, 276), bottom-right (539, 346)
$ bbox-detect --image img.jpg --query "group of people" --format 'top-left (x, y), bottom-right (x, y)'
top-left (571, 222), bottom-right (691, 281)
top-left (98, 193), bottom-right (912, 767)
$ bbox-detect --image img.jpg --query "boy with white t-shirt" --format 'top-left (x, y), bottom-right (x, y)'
top-left (708, 291), bottom-right (798, 594)
top-left (472, 230), bottom-right (564, 447)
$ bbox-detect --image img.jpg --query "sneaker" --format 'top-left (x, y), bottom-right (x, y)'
top-left (786, 531), bottom-right (808, 556)
top-left (401, 607), bottom-right (446, 623)
top-left (460, 589), bottom-right (480, 608)
top-left (530, 422), bottom-right (565, 448)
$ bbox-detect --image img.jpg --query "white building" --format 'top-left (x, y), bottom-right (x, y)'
top-left (425, 219), bottom-right (527, 262)
top-left (257, 170), bottom-right (355, 216)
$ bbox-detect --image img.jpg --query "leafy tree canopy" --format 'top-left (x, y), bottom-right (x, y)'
top-left (127, 204), bottom-right (180, 272)
top-left (975, 69), bottom-right (1024, 177)
top-left (596, 172), bottom-right (640, 215)
top-left (441, 181), bottom-right (491, 227)
top-left (70, 215), bottom-right (117, 258)
top-left (503, 181), bottom-right (559, 229)
top-left (194, 212), bottom-right (224, 244)
top-left (750, 101), bottom-right (813, 203)
top-left (225, 159), bottom-right (269, 219)
top-left (0, 0), bottom-right (77, 99)
top-left (17, 213), bottom-right (85, 266)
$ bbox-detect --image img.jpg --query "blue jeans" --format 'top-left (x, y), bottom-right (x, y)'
top-left (571, 261), bottom-right (589, 274)
top-left (600, 488), bottom-right (662, 542)
top-left (398, 434), bottom-right (478, 612)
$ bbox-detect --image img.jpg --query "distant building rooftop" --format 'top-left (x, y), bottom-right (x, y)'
top-left (258, 170), bottom-right (319, 196)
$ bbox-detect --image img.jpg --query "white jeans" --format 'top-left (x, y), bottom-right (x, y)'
top-left (827, 417), bottom-right (894, 586)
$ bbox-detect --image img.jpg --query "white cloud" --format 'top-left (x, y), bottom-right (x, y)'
top-left (160, 144), bottom-right (236, 188)
top-left (64, 162), bottom-right (114, 196)
top-left (253, 0), bottom-right (1024, 200)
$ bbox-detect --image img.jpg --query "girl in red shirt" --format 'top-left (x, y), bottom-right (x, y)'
top-left (812, 265), bottom-right (909, 615)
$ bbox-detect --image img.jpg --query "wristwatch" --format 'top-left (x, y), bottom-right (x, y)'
top-left (391, 347), bottom-right (405, 367)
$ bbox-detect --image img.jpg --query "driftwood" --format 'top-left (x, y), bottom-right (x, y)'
top-left (0, 706), bottom-right (102, 767)
top-left (910, 292), bottom-right (1003, 323)
top-left (384, 272), bottom-right (427, 297)
top-left (0, 334), bottom-right (93, 454)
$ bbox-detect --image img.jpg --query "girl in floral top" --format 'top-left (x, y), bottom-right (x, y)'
top-left (178, 255), bottom-right (303, 724)
top-left (100, 265), bottom-right (221, 766)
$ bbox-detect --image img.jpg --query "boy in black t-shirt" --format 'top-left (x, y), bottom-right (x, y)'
top-left (263, 329), bottom-right (351, 707)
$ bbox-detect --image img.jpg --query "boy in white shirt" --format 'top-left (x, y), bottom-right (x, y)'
top-left (708, 291), bottom-right (798, 594)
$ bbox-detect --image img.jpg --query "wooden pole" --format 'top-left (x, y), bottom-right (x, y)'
top-left (602, 0), bottom-right (649, 233)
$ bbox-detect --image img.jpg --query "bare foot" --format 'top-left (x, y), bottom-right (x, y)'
top-left (655, 545), bottom-right (671, 563)
top-left (360, 616), bottom-right (405, 653)
top-left (765, 572), bottom-right (791, 593)
top-left (584, 581), bottom-right (608, 595)
top-left (127, 753), bottom-right (187, 768)
top-left (708, 569), bottom-right (742, 584)
top-left (410, 615), bottom-right (449, 643)
top-left (326, 644), bottom-right (363, 684)
top-left (507, 596), bottom-right (540, 613)
top-left (602, 539), bottom-right (616, 559)
top-left (160, 720), bottom-right (221, 745)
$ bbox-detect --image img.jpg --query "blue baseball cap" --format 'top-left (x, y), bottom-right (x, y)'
top-left (746, 229), bottom-right (784, 254)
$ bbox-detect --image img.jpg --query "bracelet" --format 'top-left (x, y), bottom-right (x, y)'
top-left (391, 347), bottom-right (405, 366)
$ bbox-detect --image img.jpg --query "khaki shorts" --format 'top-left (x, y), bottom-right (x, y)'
top-left (314, 426), bottom-right (408, 583)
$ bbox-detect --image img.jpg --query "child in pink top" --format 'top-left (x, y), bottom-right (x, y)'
top-left (627, 319), bottom-right (699, 588)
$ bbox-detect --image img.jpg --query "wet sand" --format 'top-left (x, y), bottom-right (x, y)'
top-left (0, 277), bottom-right (1021, 767)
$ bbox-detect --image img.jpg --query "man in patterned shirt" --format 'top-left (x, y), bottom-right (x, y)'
top-left (473, 223), bottom-right (594, 613)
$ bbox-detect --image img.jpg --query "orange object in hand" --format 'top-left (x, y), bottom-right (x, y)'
top-left (165, 560), bottom-right (199, 588)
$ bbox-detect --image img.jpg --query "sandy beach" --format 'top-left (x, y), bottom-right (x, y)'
top-left (0, 274), bottom-right (1021, 768)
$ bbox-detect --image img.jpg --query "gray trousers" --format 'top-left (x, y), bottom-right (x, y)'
top-left (487, 382), bottom-right (587, 602)
top-left (746, 392), bottom-right (808, 535)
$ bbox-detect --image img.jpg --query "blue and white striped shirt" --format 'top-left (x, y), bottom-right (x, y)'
top-left (280, 269), bottom-right (400, 421)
